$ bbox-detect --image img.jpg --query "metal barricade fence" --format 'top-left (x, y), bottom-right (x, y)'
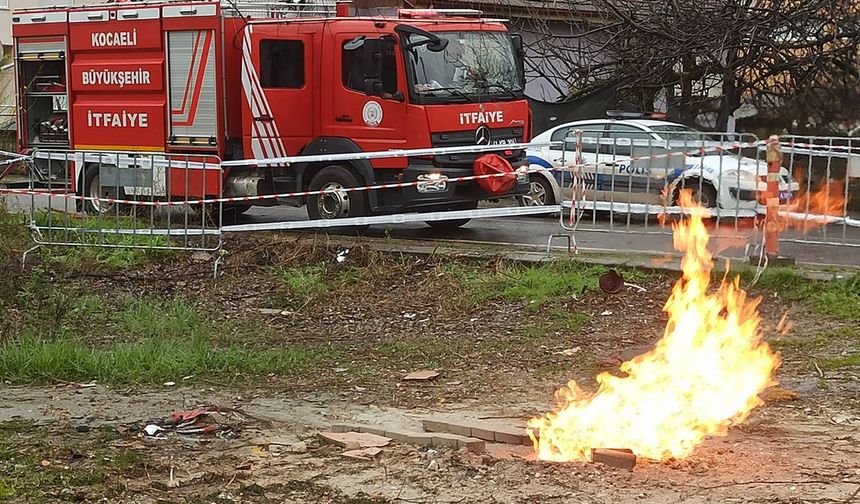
top-left (541, 130), bottom-right (767, 258)
top-left (775, 135), bottom-right (860, 248)
top-left (24, 149), bottom-right (223, 253)
top-left (557, 130), bottom-right (763, 222)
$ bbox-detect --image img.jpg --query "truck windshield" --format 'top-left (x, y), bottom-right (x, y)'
top-left (404, 31), bottom-right (523, 103)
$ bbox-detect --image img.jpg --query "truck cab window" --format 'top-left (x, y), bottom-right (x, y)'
top-left (342, 38), bottom-right (397, 95)
top-left (260, 40), bottom-right (304, 88)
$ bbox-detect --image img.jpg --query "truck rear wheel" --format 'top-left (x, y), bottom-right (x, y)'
top-left (307, 165), bottom-right (367, 221)
top-left (81, 165), bottom-right (125, 215)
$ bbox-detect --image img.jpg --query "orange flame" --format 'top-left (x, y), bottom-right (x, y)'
top-left (527, 191), bottom-right (780, 462)
top-left (784, 168), bottom-right (849, 231)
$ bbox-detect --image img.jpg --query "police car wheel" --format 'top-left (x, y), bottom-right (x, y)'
top-left (675, 179), bottom-right (717, 209)
top-left (519, 175), bottom-right (555, 207)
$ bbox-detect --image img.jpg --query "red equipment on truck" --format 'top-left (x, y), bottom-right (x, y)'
top-left (12, 0), bottom-right (532, 227)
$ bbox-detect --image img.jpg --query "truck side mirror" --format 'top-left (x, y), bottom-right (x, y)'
top-left (364, 78), bottom-right (383, 95)
top-left (510, 34), bottom-right (526, 87)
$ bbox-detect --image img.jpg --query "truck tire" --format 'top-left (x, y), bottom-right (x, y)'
top-left (81, 165), bottom-right (125, 215)
top-left (426, 202), bottom-right (477, 230)
top-left (675, 178), bottom-right (718, 209)
top-left (223, 204), bottom-right (251, 216)
top-left (307, 165), bottom-right (367, 221)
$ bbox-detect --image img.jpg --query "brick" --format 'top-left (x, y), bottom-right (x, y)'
top-left (469, 426), bottom-right (495, 441)
top-left (457, 437), bottom-right (486, 454)
top-left (318, 431), bottom-right (391, 448)
top-left (431, 434), bottom-right (462, 449)
top-left (447, 423), bottom-right (472, 437)
top-left (402, 433), bottom-right (435, 446)
top-left (357, 425), bottom-right (389, 437)
top-left (591, 448), bottom-right (636, 470)
top-left (421, 418), bottom-right (449, 434)
top-left (403, 370), bottom-right (439, 381)
top-left (329, 423), bottom-right (388, 436)
top-left (493, 426), bottom-right (529, 446)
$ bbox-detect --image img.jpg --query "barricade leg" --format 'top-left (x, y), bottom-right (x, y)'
top-left (753, 135), bottom-right (795, 266)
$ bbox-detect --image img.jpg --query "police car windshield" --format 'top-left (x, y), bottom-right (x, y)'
top-left (405, 31), bottom-right (523, 103)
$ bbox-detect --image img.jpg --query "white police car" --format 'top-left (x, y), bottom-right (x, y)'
top-left (520, 114), bottom-right (799, 210)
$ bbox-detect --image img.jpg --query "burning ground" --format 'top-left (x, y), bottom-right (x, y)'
top-left (0, 209), bottom-right (859, 503)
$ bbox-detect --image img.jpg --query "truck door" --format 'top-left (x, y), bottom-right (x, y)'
top-left (243, 25), bottom-right (313, 159)
top-left (328, 33), bottom-right (407, 168)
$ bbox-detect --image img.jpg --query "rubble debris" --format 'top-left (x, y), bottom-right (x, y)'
top-left (318, 431), bottom-right (391, 448)
top-left (143, 424), bottom-right (165, 436)
top-left (141, 406), bottom-right (244, 438)
top-left (191, 251), bottom-right (213, 262)
top-left (341, 447), bottom-right (382, 460)
top-left (760, 386), bottom-right (799, 404)
top-left (421, 417), bottom-right (531, 446)
top-left (830, 414), bottom-right (854, 425)
top-left (403, 370), bottom-right (440, 381)
top-left (591, 448), bottom-right (636, 470)
top-left (599, 269), bottom-right (625, 294)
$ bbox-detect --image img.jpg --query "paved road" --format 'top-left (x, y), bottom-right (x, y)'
top-left (237, 204), bottom-right (860, 268)
top-left (4, 192), bottom-right (859, 268)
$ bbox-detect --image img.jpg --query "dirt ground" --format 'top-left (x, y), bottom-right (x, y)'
top-left (1, 233), bottom-right (859, 503)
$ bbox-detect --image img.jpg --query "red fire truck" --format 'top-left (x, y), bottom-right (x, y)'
top-left (12, 0), bottom-right (531, 226)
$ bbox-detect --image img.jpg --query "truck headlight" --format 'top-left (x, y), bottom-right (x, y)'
top-left (417, 173), bottom-right (448, 193)
top-left (516, 166), bottom-right (529, 184)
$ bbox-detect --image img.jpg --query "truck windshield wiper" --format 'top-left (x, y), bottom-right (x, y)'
top-left (417, 87), bottom-right (474, 102)
top-left (478, 82), bottom-right (521, 100)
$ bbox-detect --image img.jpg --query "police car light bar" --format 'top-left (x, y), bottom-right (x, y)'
top-left (607, 110), bottom-right (668, 120)
top-left (398, 8), bottom-right (483, 18)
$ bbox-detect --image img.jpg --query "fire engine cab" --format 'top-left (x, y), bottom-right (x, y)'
top-left (12, 0), bottom-right (532, 226)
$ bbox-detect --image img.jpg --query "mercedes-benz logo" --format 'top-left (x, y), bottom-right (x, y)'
top-left (475, 125), bottom-right (491, 146)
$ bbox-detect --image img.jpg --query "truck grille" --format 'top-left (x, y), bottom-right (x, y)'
top-left (430, 127), bottom-right (525, 167)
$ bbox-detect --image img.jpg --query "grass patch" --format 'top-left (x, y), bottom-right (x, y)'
top-left (0, 419), bottom-right (143, 502)
top-left (461, 260), bottom-right (608, 311)
top-left (520, 308), bottom-right (590, 340)
top-left (33, 211), bottom-right (174, 269)
top-left (0, 333), bottom-right (335, 384)
top-left (817, 353), bottom-right (860, 370)
top-left (119, 298), bottom-right (203, 339)
top-left (744, 268), bottom-right (860, 322)
top-left (373, 308), bottom-right (590, 364)
top-left (374, 338), bottom-right (456, 366)
top-left (274, 264), bottom-right (331, 303)
top-left (771, 329), bottom-right (845, 352)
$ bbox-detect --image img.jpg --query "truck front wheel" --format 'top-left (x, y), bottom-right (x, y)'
top-left (426, 201), bottom-right (478, 230)
top-left (307, 165), bottom-right (367, 221)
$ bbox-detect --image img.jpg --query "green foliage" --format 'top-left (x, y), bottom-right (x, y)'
top-left (0, 332), bottom-right (333, 384)
top-left (462, 260), bottom-right (607, 311)
top-left (748, 268), bottom-right (860, 322)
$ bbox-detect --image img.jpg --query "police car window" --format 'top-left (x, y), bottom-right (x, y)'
top-left (550, 125), bottom-right (602, 152)
top-left (260, 40), bottom-right (304, 89)
top-left (549, 127), bottom-right (571, 150)
top-left (603, 125), bottom-right (653, 156)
